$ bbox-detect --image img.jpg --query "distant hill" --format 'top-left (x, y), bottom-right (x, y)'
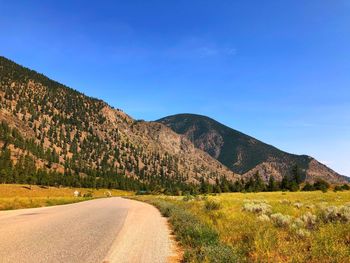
top-left (157, 114), bottom-right (348, 183)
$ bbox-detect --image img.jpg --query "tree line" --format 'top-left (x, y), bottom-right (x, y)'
top-left (1, 144), bottom-right (348, 195)
top-left (1, 121), bottom-right (348, 195)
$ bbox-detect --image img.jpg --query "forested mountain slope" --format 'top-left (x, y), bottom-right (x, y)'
top-left (0, 56), bottom-right (236, 193)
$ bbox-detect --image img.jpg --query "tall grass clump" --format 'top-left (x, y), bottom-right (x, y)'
top-left (204, 200), bottom-right (221, 211)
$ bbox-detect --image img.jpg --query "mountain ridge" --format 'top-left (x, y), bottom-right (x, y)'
top-left (157, 113), bottom-right (348, 183)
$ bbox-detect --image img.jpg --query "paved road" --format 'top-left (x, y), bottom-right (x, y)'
top-left (0, 198), bottom-right (177, 263)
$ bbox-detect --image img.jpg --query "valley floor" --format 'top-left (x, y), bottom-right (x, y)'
top-left (0, 184), bottom-right (133, 210)
top-left (135, 191), bottom-right (350, 263)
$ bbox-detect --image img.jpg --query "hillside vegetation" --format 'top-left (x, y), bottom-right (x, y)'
top-left (136, 191), bottom-right (350, 262)
top-left (0, 56), bottom-right (236, 194)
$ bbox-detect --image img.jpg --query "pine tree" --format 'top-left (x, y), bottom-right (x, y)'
top-left (267, 176), bottom-right (278, 191)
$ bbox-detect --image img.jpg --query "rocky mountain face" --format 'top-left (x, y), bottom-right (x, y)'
top-left (157, 114), bottom-right (348, 184)
top-left (0, 56), bottom-right (236, 191)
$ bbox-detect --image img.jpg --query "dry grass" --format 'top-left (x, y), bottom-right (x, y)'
top-left (138, 191), bottom-right (350, 263)
top-left (0, 184), bottom-right (133, 210)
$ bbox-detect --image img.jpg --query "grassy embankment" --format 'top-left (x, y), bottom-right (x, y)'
top-left (0, 184), bottom-right (133, 210)
top-left (135, 191), bottom-right (350, 263)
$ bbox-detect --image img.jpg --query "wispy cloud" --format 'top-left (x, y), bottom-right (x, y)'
top-left (164, 37), bottom-right (237, 59)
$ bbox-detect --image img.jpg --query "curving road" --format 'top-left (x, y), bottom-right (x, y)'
top-left (0, 197), bottom-right (178, 263)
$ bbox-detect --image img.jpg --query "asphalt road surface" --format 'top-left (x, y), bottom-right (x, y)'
top-left (0, 197), bottom-right (177, 263)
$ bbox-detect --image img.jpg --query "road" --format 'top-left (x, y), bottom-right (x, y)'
top-left (0, 197), bottom-right (178, 263)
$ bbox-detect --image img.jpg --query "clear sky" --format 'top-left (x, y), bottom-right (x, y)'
top-left (1, 0), bottom-right (349, 176)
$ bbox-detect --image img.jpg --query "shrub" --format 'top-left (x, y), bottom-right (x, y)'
top-left (136, 190), bottom-right (150, 195)
top-left (204, 200), bottom-right (221, 211)
top-left (306, 204), bottom-right (315, 210)
top-left (243, 199), bottom-right (268, 204)
top-left (320, 205), bottom-right (350, 223)
top-left (294, 202), bottom-right (303, 209)
top-left (202, 243), bottom-right (239, 263)
top-left (257, 214), bottom-right (271, 222)
top-left (270, 213), bottom-right (292, 227)
top-left (337, 206), bottom-right (350, 222)
top-left (300, 212), bottom-right (317, 229)
top-left (334, 185), bottom-right (343, 192)
top-left (242, 202), bottom-right (272, 215)
top-left (83, 190), bottom-right (93, 197)
top-left (292, 218), bottom-right (304, 229)
top-left (313, 180), bottom-right (330, 192)
top-left (183, 195), bottom-right (195, 202)
top-left (279, 199), bottom-right (291, 205)
top-left (195, 195), bottom-right (208, 201)
top-left (342, 184), bottom-right (350, 190)
top-left (335, 184), bottom-right (350, 191)
top-left (104, 191), bottom-right (112, 197)
top-left (302, 183), bottom-right (315, 191)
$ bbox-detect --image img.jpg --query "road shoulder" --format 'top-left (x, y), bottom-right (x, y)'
top-left (104, 198), bottom-right (180, 263)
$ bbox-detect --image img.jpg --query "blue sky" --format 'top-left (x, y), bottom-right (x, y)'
top-left (1, 0), bottom-right (349, 175)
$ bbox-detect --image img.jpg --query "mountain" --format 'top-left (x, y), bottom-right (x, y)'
top-left (0, 56), bottom-right (346, 192)
top-left (157, 114), bottom-right (348, 184)
top-left (0, 56), bottom-right (236, 193)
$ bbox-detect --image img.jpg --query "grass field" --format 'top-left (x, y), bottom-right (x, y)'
top-left (135, 191), bottom-right (350, 263)
top-left (0, 184), bottom-right (133, 210)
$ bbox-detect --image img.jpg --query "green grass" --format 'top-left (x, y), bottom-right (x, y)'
top-left (0, 184), bottom-right (134, 210)
top-left (135, 191), bottom-right (350, 263)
